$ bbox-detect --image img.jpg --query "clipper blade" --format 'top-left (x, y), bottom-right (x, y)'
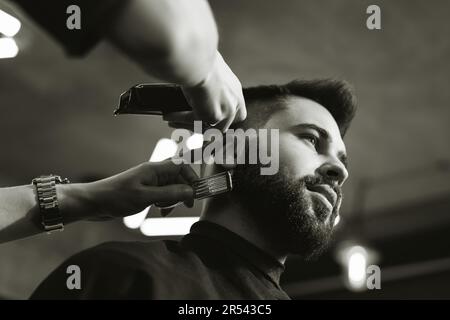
top-left (192, 171), bottom-right (233, 200)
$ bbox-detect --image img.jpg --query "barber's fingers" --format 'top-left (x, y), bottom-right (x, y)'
top-left (154, 163), bottom-right (197, 216)
top-left (147, 184), bottom-right (194, 204)
top-left (184, 198), bottom-right (194, 208)
top-left (164, 161), bottom-right (199, 185)
top-left (165, 100), bottom-right (246, 133)
top-left (179, 52), bottom-right (247, 132)
top-left (215, 84), bottom-right (246, 132)
top-left (179, 162), bottom-right (199, 183)
top-left (157, 198), bottom-right (194, 217)
top-left (141, 160), bottom-right (198, 185)
top-left (235, 97), bottom-right (247, 123)
top-left (160, 207), bottom-right (175, 217)
top-left (213, 106), bottom-right (238, 132)
top-left (156, 199), bottom-right (194, 217)
top-left (168, 121), bottom-right (195, 131)
top-left (166, 119), bottom-right (214, 134)
top-left (139, 161), bottom-right (198, 203)
top-left (163, 111), bottom-right (197, 124)
top-left (155, 201), bottom-right (183, 209)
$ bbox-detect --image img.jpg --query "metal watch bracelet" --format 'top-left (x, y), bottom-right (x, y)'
top-left (32, 175), bottom-right (70, 234)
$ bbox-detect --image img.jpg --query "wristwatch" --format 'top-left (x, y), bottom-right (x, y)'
top-left (32, 175), bottom-right (70, 234)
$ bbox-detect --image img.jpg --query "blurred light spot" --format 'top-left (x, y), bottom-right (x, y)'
top-left (149, 138), bottom-right (177, 162)
top-left (140, 217), bottom-right (199, 236)
top-left (0, 10), bottom-right (21, 37)
top-left (186, 133), bottom-right (204, 150)
top-left (123, 207), bottom-right (149, 229)
top-left (335, 242), bottom-right (377, 292)
top-left (333, 215), bottom-right (340, 227)
top-left (0, 37), bottom-right (18, 58)
top-left (347, 246), bottom-right (368, 289)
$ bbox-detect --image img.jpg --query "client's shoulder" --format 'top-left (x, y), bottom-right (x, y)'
top-left (31, 239), bottom-right (200, 299)
top-left (73, 239), bottom-right (188, 269)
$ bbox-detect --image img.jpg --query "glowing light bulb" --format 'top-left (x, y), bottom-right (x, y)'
top-left (0, 37), bottom-right (18, 58)
top-left (0, 10), bottom-right (21, 37)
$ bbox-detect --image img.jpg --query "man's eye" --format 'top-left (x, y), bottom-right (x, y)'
top-left (300, 134), bottom-right (319, 148)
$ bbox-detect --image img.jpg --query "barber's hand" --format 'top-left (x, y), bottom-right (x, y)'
top-left (82, 161), bottom-right (198, 220)
top-left (163, 52), bottom-right (247, 132)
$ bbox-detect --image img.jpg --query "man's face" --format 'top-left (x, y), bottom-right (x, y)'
top-left (233, 97), bottom-right (349, 259)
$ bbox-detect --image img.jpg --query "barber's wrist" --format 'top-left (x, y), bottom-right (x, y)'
top-left (180, 50), bottom-right (218, 89)
top-left (56, 183), bottom-right (94, 223)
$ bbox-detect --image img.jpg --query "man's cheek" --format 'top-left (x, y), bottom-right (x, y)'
top-left (279, 141), bottom-right (320, 178)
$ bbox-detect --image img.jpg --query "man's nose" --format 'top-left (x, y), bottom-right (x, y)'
top-left (318, 158), bottom-right (348, 186)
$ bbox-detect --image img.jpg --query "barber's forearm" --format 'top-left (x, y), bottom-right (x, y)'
top-left (107, 0), bottom-right (219, 86)
top-left (0, 184), bottom-right (92, 244)
top-left (0, 185), bottom-right (40, 243)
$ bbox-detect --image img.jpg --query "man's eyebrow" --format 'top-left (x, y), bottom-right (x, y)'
top-left (291, 123), bottom-right (330, 140)
top-left (292, 123), bottom-right (349, 168)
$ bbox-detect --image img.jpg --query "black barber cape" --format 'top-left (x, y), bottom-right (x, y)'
top-left (31, 221), bottom-right (291, 300)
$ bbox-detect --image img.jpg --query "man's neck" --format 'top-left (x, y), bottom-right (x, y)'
top-left (200, 195), bottom-right (288, 265)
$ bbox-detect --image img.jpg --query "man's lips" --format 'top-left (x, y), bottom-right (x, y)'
top-left (307, 184), bottom-right (338, 208)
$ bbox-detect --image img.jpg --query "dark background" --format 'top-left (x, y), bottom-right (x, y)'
top-left (0, 0), bottom-right (449, 299)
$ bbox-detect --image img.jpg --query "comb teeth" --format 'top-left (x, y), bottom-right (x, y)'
top-left (192, 171), bottom-right (233, 200)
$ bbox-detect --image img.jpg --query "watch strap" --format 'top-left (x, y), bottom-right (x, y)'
top-left (32, 175), bottom-right (69, 233)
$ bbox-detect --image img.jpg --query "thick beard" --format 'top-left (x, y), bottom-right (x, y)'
top-left (233, 164), bottom-right (340, 260)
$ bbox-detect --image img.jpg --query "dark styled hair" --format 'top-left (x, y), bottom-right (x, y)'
top-left (235, 79), bottom-right (357, 136)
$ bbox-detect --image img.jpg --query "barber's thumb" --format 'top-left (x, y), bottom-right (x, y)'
top-left (149, 185), bottom-right (194, 203)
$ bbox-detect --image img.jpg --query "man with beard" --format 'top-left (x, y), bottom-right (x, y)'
top-left (31, 79), bottom-right (356, 300)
